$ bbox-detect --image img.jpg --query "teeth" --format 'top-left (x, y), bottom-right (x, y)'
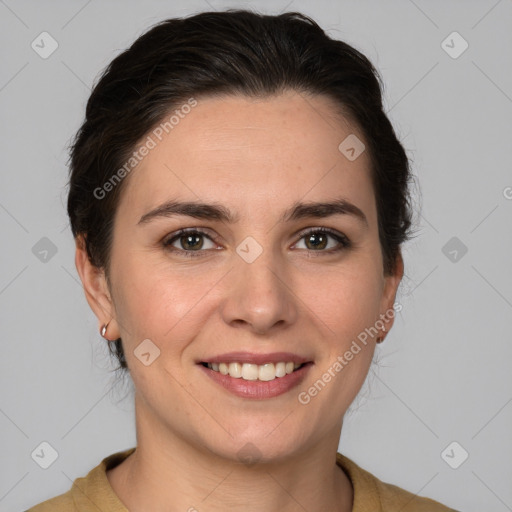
top-left (206, 361), bottom-right (303, 381)
top-left (241, 363), bottom-right (259, 380)
top-left (275, 362), bottom-right (286, 378)
top-left (259, 363), bottom-right (276, 382)
top-left (228, 362), bottom-right (242, 378)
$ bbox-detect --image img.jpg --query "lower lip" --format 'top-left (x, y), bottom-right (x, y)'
top-left (198, 363), bottom-right (313, 399)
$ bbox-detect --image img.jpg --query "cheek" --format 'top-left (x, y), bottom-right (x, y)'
top-left (112, 257), bottom-right (215, 355)
top-left (303, 269), bottom-right (380, 409)
top-left (302, 262), bottom-right (384, 341)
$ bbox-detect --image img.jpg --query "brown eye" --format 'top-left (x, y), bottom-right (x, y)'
top-left (163, 229), bottom-right (217, 257)
top-left (294, 228), bottom-right (351, 253)
top-left (177, 233), bottom-right (204, 251)
top-left (304, 232), bottom-right (328, 250)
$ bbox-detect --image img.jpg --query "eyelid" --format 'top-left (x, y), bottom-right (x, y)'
top-left (293, 226), bottom-right (349, 243)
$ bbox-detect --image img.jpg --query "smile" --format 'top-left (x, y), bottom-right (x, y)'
top-left (198, 360), bottom-right (313, 399)
top-left (202, 361), bottom-right (303, 381)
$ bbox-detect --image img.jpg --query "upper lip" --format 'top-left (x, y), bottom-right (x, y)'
top-left (199, 352), bottom-right (312, 365)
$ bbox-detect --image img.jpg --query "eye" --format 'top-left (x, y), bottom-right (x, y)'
top-left (162, 227), bottom-right (351, 258)
top-left (293, 228), bottom-right (351, 254)
top-left (163, 228), bottom-right (218, 258)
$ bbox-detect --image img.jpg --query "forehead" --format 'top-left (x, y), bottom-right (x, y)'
top-left (117, 91), bottom-right (376, 224)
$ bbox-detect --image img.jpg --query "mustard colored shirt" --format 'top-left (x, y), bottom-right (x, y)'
top-left (26, 447), bottom-right (459, 511)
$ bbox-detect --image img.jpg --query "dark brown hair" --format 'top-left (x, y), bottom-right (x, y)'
top-left (67, 9), bottom-right (414, 373)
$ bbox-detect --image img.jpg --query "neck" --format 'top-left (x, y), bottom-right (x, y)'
top-left (107, 395), bottom-right (353, 512)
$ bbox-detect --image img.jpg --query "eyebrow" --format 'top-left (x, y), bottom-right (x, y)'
top-left (138, 198), bottom-right (368, 227)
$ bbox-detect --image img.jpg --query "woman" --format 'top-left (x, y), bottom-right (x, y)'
top-left (28, 9), bottom-right (458, 511)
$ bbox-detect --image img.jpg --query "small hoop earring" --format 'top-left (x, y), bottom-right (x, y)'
top-left (100, 321), bottom-right (110, 339)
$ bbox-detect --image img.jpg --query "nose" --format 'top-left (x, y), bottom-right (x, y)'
top-left (220, 248), bottom-right (299, 335)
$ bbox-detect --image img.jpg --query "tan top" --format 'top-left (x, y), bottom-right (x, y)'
top-left (26, 447), bottom-right (458, 511)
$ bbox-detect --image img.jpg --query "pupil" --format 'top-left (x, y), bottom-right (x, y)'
top-left (183, 234), bottom-right (202, 250)
top-left (307, 233), bottom-right (327, 250)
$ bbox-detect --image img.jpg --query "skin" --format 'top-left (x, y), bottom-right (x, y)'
top-left (75, 90), bottom-right (403, 512)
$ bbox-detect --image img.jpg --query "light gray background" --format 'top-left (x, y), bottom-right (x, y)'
top-left (1, 1), bottom-right (511, 511)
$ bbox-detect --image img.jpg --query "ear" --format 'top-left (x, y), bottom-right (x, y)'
top-left (379, 250), bottom-right (404, 337)
top-left (74, 234), bottom-right (120, 340)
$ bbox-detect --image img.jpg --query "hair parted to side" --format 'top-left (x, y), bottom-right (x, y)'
top-left (67, 9), bottom-right (415, 374)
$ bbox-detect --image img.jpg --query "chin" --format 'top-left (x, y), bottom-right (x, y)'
top-left (205, 423), bottom-right (307, 465)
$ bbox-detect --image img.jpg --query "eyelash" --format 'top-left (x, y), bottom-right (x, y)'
top-left (162, 227), bottom-right (351, 258)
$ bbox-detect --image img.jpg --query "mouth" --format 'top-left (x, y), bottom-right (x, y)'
top-left (196, 352), bottom-right (313, 399)
top-left (200, 361), bottom-right (309, 382)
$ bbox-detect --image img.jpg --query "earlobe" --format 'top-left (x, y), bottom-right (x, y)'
top-left (74, 235), bottom-right (120, 340)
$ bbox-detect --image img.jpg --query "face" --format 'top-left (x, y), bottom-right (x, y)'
top-left (78, 90), bottom-right (402, 463)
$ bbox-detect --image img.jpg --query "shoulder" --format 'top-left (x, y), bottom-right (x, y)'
top-left (374, 478), bottom-right (459, 511)
top-left (25, 490), bottom-right (76, 511)
top-left (25, 447), bottom-right (136, 512)
top-left (336, 452), bottom-right (460, 512)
